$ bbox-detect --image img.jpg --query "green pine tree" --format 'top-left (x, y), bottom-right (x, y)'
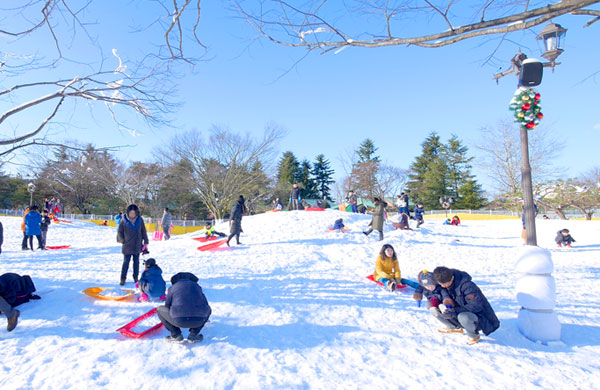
top-left (277, 151), bottom-right (300, 185)
top-left (311, 154), bottom-right (335, 201)
top-left (297, 159), bottom-right (318, 198)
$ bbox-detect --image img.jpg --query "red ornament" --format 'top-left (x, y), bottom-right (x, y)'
top-left (534, 93), bottom-right (541, 101)
top-left (526, 122), bottom-right (535, 129)
top-left (537, 112), bottom-right (544, 119)
top-left (522, 103), bottom-right (531, 110)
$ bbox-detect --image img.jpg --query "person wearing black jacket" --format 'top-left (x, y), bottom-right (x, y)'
top-left (226, 195), bottom-right (246, 247)
top-left (117, 204), bottom-right (149, 286)
top-left (0, 273), bottom-right (41, 332)
top-left (157, 272), bottom-right (212, 342)
top-left (0, 220), bottom-right (3, 255)
top-left (433, 266), bottom-right (500, 344)
top-left (39, 210), bottom-right (51, 249)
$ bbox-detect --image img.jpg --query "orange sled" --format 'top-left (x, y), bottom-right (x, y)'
top-left (82, 287), bottom-right (136, 301)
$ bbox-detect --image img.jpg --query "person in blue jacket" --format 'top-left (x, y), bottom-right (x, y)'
top-left (24, 205), bottom-right (44, 251)
top-left (332, 218), bottom-right (345, 232)
top-left (157, 272), bottom-right (212, 343)
top-left (115, 212), bottom-right (123, 227)
top-left (433, 266), bottom-right (500, 344)
top-left (137, 258), bottom-right (166, 302)
top-left (414, 202), bottom-right (425, 228)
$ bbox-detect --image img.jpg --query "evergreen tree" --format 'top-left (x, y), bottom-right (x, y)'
top-left (297, 159), bottom-right (318, 198)
top-left (443, 135), bottom-right (486, 209)
top-left (311, 154), bottom-right (335, 201)
top-left (406, 133), bottom-right (444, 208)
top-left (357, 139), bottom-right (380, 163)
top-left (277, 151), bottom-right (300, 185)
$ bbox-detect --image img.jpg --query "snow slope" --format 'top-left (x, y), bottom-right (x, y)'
top-left (1, 211), bottom-right (599, 389)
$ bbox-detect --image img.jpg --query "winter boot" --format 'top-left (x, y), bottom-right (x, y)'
top-left (467, 334), bottom-right (481, 344)
top-left (387, 280), bottom-right (396, 292)
top-left (165, 333), bottom-right (184, 343)
top-left (557, 243), bottom-right (562, 248)
top-left (7, 310), bottom-right (20, 332)
top-left (188, 332), bottom-right (203, 343)
top-left (119, 279), bottom-right (125, 286)
top-left (138, 293), bottom-right (149, 302)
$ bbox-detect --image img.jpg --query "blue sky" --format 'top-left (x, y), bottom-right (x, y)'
top-left (4, 2), bottom-right (599, 196)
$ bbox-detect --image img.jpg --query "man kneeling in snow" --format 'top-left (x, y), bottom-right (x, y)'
top-left (157, 272), bottom-right (212, 343)
top-left (432, 266), bottom-right (500, 344)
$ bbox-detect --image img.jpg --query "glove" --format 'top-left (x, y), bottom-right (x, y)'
top-left (439, 304), bottom-right (448, 314)
top-left (430, 297), bottom-right (440, 308)
top-left (441, 307), bottom-right (457, 320)
top-left (135, 283), bottom-right (139, 289)
top-left (413, 292), bottom-right (423, 301)
top-left (443, 298), bottom-right (455, 308)
top-left (417, 300), bottom-right (422, 308)
top-left (299, 197), bottom-right (302, 202)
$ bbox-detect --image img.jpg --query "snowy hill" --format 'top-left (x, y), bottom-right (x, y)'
top-left (1, 211), bottom-right (599, 389)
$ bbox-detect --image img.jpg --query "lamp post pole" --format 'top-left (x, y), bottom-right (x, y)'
top-left (520, 128), bottom-right (537, 246)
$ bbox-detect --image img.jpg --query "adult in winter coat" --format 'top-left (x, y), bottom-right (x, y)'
top-left (373, 244), bottom-right (401, 291)
top-left (432, 266), bottom-right (500, 344)
top-left (24, 205), bottom-right (44, 251)
top-left (363, 197), bottom-right (386, 241)
top-left (289, 184), bottom-right (301, 210)
top-left (157, 272), bottom-right (212, 342)
top-left (227, 195), bottom-right (246, 246)
top-left (0, 273), bottom-right (40, 332)
top-left (348, 191), bottom-right (358, 213)
top-left (414, 203), bottom-right (425, 228)
top-left (137, 258), bottom-right (166, 301)
top-left (396, 192), bottom-right (410, 217)
top-left (117, 204), bottom-right (149, 285)
top-left (160, 207), bottom-right (173, 240)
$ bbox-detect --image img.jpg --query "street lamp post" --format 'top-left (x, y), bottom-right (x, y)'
top-left (495, 22), bottom-right (567, 246)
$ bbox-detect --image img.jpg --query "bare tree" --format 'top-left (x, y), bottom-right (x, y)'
top-left (236, 1), bottom-right (600, 52)
top-left (165, 124), bottom-right (285, 219)
top-left (536, 177), bottom-right (600, 219)
top-left (0, 1), bottom-right (207, 161)
top-left (474, 120), bottom-right (562, 203)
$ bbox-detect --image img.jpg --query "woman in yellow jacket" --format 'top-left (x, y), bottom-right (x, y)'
top-left (373, 244), bottom-right (401, 291)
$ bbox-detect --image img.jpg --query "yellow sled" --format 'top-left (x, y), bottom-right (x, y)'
top-left (82, 287), bottom-right (136, 301)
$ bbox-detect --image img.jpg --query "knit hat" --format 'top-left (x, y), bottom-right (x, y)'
top-left (418, 270), bottom-right (436, 287)
top-left (433, 266), bottom-right (454, 284)
top-left (144, 258), bottom-right (156, 268)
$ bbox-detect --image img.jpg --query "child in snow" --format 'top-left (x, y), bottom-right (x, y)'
top-left (204, 222), bottom-right (226, 238)
top-left (137, 258), bottom-right (166, 302)
top-left (413, 270), bottom-right (443, 311)
top-left (443, 218), bottom-right (451, 225)
top-left (555, 229), bottom-right (575, 247)
top-left (432, 266), bottom-right (500, 344)
top-left (40, 210), bottom-right (51, 249)
top-left (392, 213), bottom-right (412, 230)
top-left (414, 203), bottom-right (425, 228)
top-left (450, 215), bottom-right (461, 226)
top-left (332, 218), bottom-right (345, 232)
top-left (373, 244), bottom-right (401, 292)
top-left (157, 272), bottom-right (212, 343)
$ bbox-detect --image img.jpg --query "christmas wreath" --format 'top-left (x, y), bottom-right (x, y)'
top-left (509, 88), bottom-right (543, 130)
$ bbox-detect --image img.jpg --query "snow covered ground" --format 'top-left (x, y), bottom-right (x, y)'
top-left (1, 210), bottom-right (599, 389)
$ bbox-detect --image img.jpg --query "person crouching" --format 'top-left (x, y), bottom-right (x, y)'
top-left (157, 272), bottom-right (212, 343)
top-left (137, 258), bottom-right (166, 302)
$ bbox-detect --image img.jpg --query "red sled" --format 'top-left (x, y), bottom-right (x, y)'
top-left (197, 239), bottom-right (227, 251)
top-left (365, 274), bottom-right (407, 289)
top-left (305, 207), bottom-right (325, 211)
top-left (152, 230), bottom-right (163, 241)
top-left (116, 307), bottom-right (163, 338)
top-left (58, 220), bottom-right (72, 223)
top-left (46, 245), bottom-right (71, 250)
top-left (192, 236), bottom-right (218, 242)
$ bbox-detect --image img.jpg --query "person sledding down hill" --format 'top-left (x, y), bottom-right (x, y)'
top-left (555, 229), bottom-right (575, 247)
top-left (363, 197), bottom-right (387, 241)
top-left (204, 222), bottom-right (226, 238)
top-left (373, 244), bottom-right (402, 292)
top-left (332, 218), bottom-right (345, 232)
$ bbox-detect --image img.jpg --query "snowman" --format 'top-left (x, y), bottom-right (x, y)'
top-left (515, 246), bottom-right (561, 343)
